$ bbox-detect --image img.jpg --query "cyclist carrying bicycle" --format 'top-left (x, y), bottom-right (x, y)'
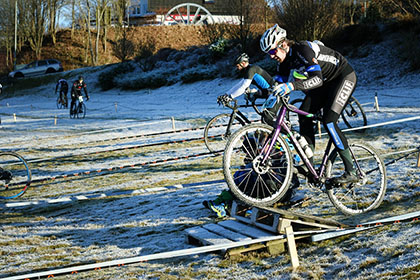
top-left (260, 24), bottom-right (358, 184)
top-left (70, 76), bottom-right (90, 114)
top-left (205, 53), bottom-right (299, 217)
top-left (56, 78), bottom-right (69, 108)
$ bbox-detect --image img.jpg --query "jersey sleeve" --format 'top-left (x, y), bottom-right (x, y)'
top-left (227, 78), bottom-right (252, 98)
top-left (291, 43), bottom-right (324, 91)
top-left (246, 65), bottom-right (274, 90)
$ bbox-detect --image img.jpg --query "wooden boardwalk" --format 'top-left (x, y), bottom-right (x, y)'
top-left (185, 200), bottom-right (349, 267)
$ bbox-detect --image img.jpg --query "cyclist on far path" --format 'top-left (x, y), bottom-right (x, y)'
top-left (56, 78), bottom-right (69, 108)
top-left (70, 76), bottom-right (89, 113)
top-left (260, 24), bottom-right (359, 184)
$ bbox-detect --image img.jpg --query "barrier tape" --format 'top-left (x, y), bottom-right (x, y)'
top-left (27, 136), bottom-right (206, 164)
top-left (2, 179), bottom-right (226, 208)
top-left (28, 150), bottom-right (222, 185)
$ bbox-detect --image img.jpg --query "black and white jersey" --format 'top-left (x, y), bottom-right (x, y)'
top-left (227, 65), bottom-right (274, 98)
top-left (276, 41), bottom-right (352, 92)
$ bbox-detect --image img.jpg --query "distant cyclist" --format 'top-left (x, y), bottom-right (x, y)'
top-left (70, 76), bottom-right (89, 113)
top-left (55, 79), bottom-right (69, 108)
top-left (217, 53), bottom-right (280, 126)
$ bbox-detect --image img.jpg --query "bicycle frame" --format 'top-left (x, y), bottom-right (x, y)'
top-left (224, 100), bottom-right (262, 137)
top-left (260, 96), bottom-right (336, 183)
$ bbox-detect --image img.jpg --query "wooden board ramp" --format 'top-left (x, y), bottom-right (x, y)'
top-left (185, 219), bottom-right (289, 257)
top-left (185, 201), bottom-right (348, 268)
top-left (230, 200), bottom-right (349, 233)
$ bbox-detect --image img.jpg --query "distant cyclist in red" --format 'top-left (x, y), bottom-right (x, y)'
top-left (70, 76), bottom-right (89, 113)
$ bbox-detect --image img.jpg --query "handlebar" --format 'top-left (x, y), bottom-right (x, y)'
top-left (223, 98), bottom-right (264, 116)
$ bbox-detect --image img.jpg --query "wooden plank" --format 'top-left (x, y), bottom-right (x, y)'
top-left (202, 223), bottom-right (252, 242)
top-left (259, 205), bottom-right (349, 228)
top-left (287, 218), bottom-right (338, 230)
top-left (285, 225), bottom-right (300, 268)
top-left (185, 226), bottom-right (233, 246)
top-left (218, 220), bottom-right (276, 239)
top-left (417, 151), bottom-right (420, 168)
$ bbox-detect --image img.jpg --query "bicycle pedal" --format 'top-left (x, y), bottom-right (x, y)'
top-left (325, 179), bottom-right (340, 189)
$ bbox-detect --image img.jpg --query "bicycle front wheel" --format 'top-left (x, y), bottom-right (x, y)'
top-left (204, 113), bottom-right (245, 153)
top-left (340, 96), bottom-right (367, 132)
top-left (76, 102), bottom-right (86, 119)
top-left (326, 142), bottom-right (387, 215)
top-left (223, 123), bottom-right (294, 207)
top-left (70, 102), bottom-right (77, 119)
top-left (0, 152), bottom-right (32, 199)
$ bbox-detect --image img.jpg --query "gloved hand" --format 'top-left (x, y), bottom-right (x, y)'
top-left (245, 88), bottom-right (259, 103)
top-left (217, 94), bottom-right (232, 106)
top-left (270, 82), bottom-right (294, 96)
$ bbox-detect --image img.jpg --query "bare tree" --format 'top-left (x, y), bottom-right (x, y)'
top-left (227, 0), bottom-right (270, 52)
top-left (112, 27), bottom-right (135, 62)
top-left (273, 0), bottom-right (342, 41)
top-left (47, 0), bottom-right (67, 44)
top-left (19, 0), bottom-right (48, 59)
top-left (77, 0), bottom-right (95, 64)
top-left (93, 0), bottom-right (111, 65)
top-left (0, 0), bottom-right (16, 67)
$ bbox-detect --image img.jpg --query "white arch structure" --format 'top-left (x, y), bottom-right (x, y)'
top-left (164, 3), bottom-right (215, 25)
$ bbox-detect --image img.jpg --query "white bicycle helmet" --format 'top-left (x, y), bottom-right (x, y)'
top-left (260, 24), bottom-right (287, 53)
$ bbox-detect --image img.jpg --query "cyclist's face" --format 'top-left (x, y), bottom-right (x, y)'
top-left (269, 42), bottom-right (288, 63)
top-left (236, 61), bottom-right (247, 71)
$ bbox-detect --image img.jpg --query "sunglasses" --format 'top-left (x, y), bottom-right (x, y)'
top-left (267, 47), bottom-right (278, 55)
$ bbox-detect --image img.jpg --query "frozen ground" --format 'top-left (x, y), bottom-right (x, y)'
top-left (0, 37), bottom-right (419, 280)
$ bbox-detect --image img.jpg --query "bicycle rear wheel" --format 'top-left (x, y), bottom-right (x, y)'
top-left (326, 142), bottom-right (387, 215)
top-left (340, 96), bottom-right (367, 132)
top-left (56, 97), bottom-right (65, 109)
top-left (0, 152), bottom-right (32, 199)
top-left (204, 113), bottom-right (245, 153)
top-left (223, 123), bottom-right (294, 207)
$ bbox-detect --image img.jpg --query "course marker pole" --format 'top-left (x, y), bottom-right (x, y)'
top-left (374, 92), bottom-right (380, 112)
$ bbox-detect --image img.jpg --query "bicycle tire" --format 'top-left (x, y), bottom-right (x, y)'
top-left (76, 102), bottom-right (86, 119)
top-left (0, 151), bottom-right (32, 199)
top-left (204, 113), bottom-right (246, 153)
top-left (326, 142), bottom-right (387, 215)
top-left (56, 97), bottom-right (65, 109)
top-left (341, 96), bottom-right (367, 132)
top-left (70, 102), bottom-right (77, 119)
top-left (223, 123), bottom-right (294, 206)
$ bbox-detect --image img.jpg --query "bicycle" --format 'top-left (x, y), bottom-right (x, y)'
top-left (0, 151), bottom-right (32, 199)
top-left (56, 95), bottom-right (67, 109)
top-left (70, 95), bottom-right (87, 119)
top-left (222, 94), bottom-right (387, 215)
top-left (204, 99), bottom-right (263, 153)
top-left (289, 96), bottom-right (367, 133)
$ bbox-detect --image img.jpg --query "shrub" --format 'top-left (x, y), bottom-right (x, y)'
top-left (180, 65), bottom-right (218, 83)
top-left (98, 62), bottom-right (135, 91)
top-left (324, 24), bottom-right (382, 55)
top-left (398, 30), bottom-right (420, 71)
top-left (121, 69), bottom-right (175, 90)
top-left (209, 38), bottom-right (229, 58)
